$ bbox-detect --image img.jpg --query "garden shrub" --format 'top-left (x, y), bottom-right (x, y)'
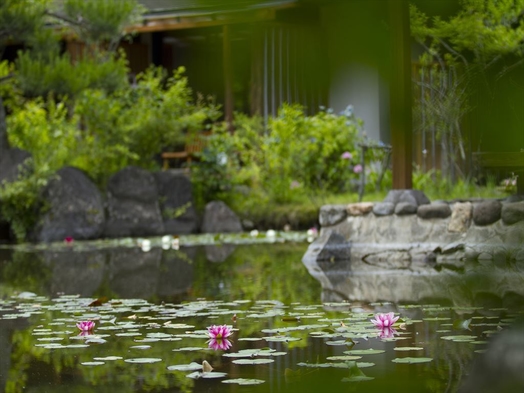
top-left (191, 104), bottom-right (365, 221)
top-left (1, 66), bottom-right (219, 241)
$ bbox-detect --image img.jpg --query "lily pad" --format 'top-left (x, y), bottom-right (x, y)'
top-left (81, 361), bottom-right (105, 366)
top-left (392, 357), bottom-right (433, 364)
top-left (222, 378), bottom-right (265, 385)
top-left (124, 358), bottom-right (162, 364)
top-left (440, 335), bottom-right (477, 342)
top-left (167, 362), bottom-right (203, 371)
top-left (393, 347), bottom-right (424, 351)
top-left (345, 349), bottom-right (385, 355)
top-left (232, 358), bottom-right (275, 365)
top-left (186, 371), bottom-right (227, 379)
top-left (93, 356), bottom-right (123, 361)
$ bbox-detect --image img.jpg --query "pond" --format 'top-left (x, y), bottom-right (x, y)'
top-left (1, 234), bottom-right (523, 393)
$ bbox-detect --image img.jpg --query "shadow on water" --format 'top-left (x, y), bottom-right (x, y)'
top-left (0, 240), bottom-right (523, 393)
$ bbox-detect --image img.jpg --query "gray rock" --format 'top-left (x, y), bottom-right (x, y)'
top-left (0, 148), bottom-right (31, 184)
top-left (36, 166), bottom-right (105, 242)
top-left (201, 201), bottom-right (242, 233)
top-left (395, 202), bottom-right (417, 215)
top-left (154, 171), bottom-right (198, 234)
top-left (319, 204), bottom-right (347, 226)
top-left (373, 202), bottom-right (395, 216)
top-left (346, 202), bottom-right (373, 216)
top-left (107, 166), bottom-right (157, 203)
top-left (417, 203), bottom-right (451, 219)
top-left (384, 189), bottom-right (430, 206)
top-left (316, 231), bottom-right (351, 263)
top-left (104, 166), bottom-right (164, 238)
top-left (504, 194), bottom-right (524, 203)
top-left (501, 201), bottom-right (524, 225)
top-left (448, 202), bottom-right (472, 232)
top-left (473, 200), bottom-right (502, 226)
top-left (383, 190), bottom-right (404, 205)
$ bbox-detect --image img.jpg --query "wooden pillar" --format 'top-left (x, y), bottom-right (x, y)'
top-left (223, 24), bottom-right (234, 131)
top-left (389, 0), bottom-right (412, 189)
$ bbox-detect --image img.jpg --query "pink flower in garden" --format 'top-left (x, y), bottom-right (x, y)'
top-left (208, 338), bottom-right (232, 351)
top-left (290, 180), bottom-right (301, 189)
top-left (370, 312), bottom-right (399, 328)
top-left (207, 324), bottom-right (232, 340)
top-left (64, 236), bottom-right (74, 244)
top-left (353, 164), bottom-right (363, 174)
top-left (378, 326), bottom-right (398, 339)
top-left (76, 320), bottom-right (95, 332)
top-left (341, 151), bottom-right (353, 160)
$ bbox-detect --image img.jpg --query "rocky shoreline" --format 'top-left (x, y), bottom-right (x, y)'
top-left (304, 189), bottom-right (524, 269)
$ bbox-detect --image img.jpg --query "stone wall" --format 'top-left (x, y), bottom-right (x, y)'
top-left (307, 190), bottom-right (524, 266)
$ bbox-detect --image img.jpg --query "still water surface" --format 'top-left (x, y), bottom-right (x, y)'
top-left (0, 239), bottom-right (523, 393)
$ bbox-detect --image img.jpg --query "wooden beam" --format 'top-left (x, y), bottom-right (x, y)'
top-left (389, 0), bottom-right (412, 189)
top-left (129, 9), bottom-right (276, 34)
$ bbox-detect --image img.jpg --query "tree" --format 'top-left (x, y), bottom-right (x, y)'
top-left (410, 0), bottom-right (524, 182)
top-left (0, 0), bottom-right (145, 150)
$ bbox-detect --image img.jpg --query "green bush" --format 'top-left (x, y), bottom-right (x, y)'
top-left (1, 66), bottom-right (219, 240)
top-left (191, 104), bottom-right (365, 221)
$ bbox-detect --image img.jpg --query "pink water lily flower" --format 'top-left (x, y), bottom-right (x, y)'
top-left (341, 151), bottom-right (353, 160)
top-left (76, 320), bottom-right (95, 332)
top-left (208, 338), bottom-right (232, 351)
top-left (370, 312), bottom-right (399, 328)
top-left (378, 326), bottom-right (398, 339)
top-left (207, 324), bottom-right (232, 340)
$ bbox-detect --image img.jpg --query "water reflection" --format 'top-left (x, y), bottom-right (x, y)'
top-left (0, 242), bottom-right (523, 393)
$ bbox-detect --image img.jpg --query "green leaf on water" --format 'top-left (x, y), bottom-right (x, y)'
top-left (81, 361), bottom-right (105, 366)
top-left (441, 335), bottom-right (477, 342)
top-left (167, 362), bottom-right (203, 371)
top-left (93, 356), bottom-right (123, 361)
top-left (345, 349), bottom-right (385, 355)
top-left (393, 347), bottom-right (424, 351)
top-left (186, 371), bottom-right (227, 379)
top-left (392, 357), bottom-right (433, 364)
top-left (124, 358), bottom-right (162, 364)
top-left (222, 378), bottom-right (265, 385)
top-left (232, 358), bottom-right (275, 365)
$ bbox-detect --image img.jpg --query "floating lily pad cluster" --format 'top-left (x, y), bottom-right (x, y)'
top-left (0, 292), bottom-right (519, 391)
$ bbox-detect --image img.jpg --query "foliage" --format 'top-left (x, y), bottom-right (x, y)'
top-left (191, 105), bottom-right (364, 217)
top-left (410, 0), bottom-right (524, 183)
top-left (411, 0), bottom-right (524, 70)
top-left (0, 0), bottom-right (48, 49)
top-left (0, 163), bottom-right (54, 241)
top-left (16, 49), bottom-right (129, 98)
top-left (56, 0), bottom-right (146, 52)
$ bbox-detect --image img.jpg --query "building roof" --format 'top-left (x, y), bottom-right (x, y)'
top-left (138, 0), bottom-right (296, 19)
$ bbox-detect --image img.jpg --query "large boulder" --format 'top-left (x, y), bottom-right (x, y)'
top-left (104, 166), bottom-right (164, 237)
top-left (501, 201), bottom-right (524, 225)
top-left (154, 171), bottom-right (199, 234)
top-left (0, 148), bottom-right (31, 184)
top-left (473, 200), bottom-right (502, 226)
top-left (201, 201), bottom-right (242, 233)
top-left (36, 167), bottom-right (105, 242)
top-left (319, 204), bottom-right (347, 226)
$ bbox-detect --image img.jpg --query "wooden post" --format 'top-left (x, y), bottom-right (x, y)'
top-left (223, 24), bottom-right (234, 131)
top-left (389, 0), bottom-right (412, 189)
